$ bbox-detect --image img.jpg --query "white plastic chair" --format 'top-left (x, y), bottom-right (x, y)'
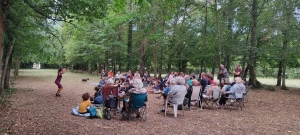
top-left (164, 90), bottom-right (187, 117)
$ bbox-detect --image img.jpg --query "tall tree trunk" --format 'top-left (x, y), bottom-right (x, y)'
top-left (158, 45), bottom-right (163, 79)
top-left (248, 0), bottom-right (258, 87)
top-left (126, 2), bottom-right (134, 71)
top-left (5, 54), bottom-right (12, 88)
top-left (215, 0), bottom-right (221, 64)
top-left (139, 39), bottom-right (147, 77)
top-left (211, 55), bottom-right (217, 79)
top-left (243, 65), bottom-right (249, 79)
top-left (276, 61), bottom-right (282, 86)
top-left (281, 34), bottom-right (288, 90)
top-left (153, 0), bottom-right (157, 78)
top-left (1, 41), bottom-right (13, 94)
top-left (105, 50), bottom-right (108, 72)
top-left (14, 56), bottom-right (20, 77)
top-left (0, 2), bottom-right (7, 94)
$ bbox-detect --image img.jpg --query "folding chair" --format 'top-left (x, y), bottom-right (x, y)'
top-left (126, 93), bottom-right (147, 121)
top-left (225, 86), bottom-right (246, 111)
top-left (165, 90), bottom-right (187, 117)
top-left (243, 85), bottom-right (252, 103)
top-left (184, 86), bottom-right (201, 109)
top-left (202, 87), bottom-right (221, 109)
top-left (199, 85), bottom-right (211, 110)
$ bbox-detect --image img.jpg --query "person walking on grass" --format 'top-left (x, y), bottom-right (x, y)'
top-left (55, 68), bottom-right (66, 97)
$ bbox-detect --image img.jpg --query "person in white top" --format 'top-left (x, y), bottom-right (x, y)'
top-left (114, 71), bottom-right (121, 83)
top-left (134, 71), bottom-right (140, 77)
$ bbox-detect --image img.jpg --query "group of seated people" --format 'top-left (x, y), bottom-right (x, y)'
top-left (77, 70), bottom-right (247, 115)
top-left (78, 75), bottom-right (148, 115)
top-left (154, 71), bottom-right (247, 110)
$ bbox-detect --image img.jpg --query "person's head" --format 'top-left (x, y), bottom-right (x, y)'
top-left (236, 63), bottom-right (241, 68)
top-left (94, 87), bottom-right (100, 91)
top-left (190, 73), bottom-right (196, 79)
top-left (118, 71), bottom-right (120, 74)
top-left (213, 79), bottom-right (220, 86)
top-left (174, 72), bottom-right (178, 76)
top-left (220, 64), bottom-right (224, 69)
top-left (102, 69), bottom-right (104, 72)
top-left (58, 68), bottom-right (63, 74)
top-left (175, 76), bottom-right (185, 85)
top-left (170, 78), bottom-right (176, 85)
top-left (180, 72), bottom-right (185, 77)
top-left (107, 78), bottom-right (114, 85)
top-left (235, 77), bottom-right (243, 84)
top-left (82, 93), bottom-right (90, 101)
top-left (109, 69), bottom-right (112, 72)
top-left (184, 75), bottom-right (190, 80)
top-left (201, 72), bottom-right (206, 78)
top-left (133, 78), bottom-right (143, 89)
top-left (206, 72), bottom-right (213, 80)
top-left (101, 77), bottom-right (105, 80)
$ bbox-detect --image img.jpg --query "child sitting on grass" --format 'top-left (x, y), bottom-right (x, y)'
top-left (78, 93), bottom-right (92, 114)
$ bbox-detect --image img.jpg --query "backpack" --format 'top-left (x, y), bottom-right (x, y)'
top-left (105, 95), bottom-right (117, 108)
top-left (88, 106), bottom-right (97, 117)
top-left (94, 91), bottom-right (103, 104)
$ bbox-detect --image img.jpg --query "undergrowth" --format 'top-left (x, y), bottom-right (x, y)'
top-left (0, 88), bottom-right (18, 108)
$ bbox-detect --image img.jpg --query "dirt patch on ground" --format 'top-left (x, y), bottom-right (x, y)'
top-left (1, 69), bottom-right (300, 135)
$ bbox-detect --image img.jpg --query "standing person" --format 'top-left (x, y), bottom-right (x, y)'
top-left (101, 69), bottom-right (106, 77)
top-left (108, 69), bottom-right (114, 78)
top-left (219, 64), bottom-right (230, 86)
top-left (114, 71), bottom-right (121, 83)
top-left (233, 64), bottom-right (242, 78)
top-left (55, 68), bottom-right (66, 97)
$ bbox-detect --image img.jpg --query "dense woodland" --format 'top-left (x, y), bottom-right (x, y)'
top-left (0, 0), bottom-right (300, 95)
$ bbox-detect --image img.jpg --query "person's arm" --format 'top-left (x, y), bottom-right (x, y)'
top-left (225, 85), bottom-right (236, 94)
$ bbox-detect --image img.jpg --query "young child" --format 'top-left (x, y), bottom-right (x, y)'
top-left (90, 87), bottom-right (101, 104)
top-left (55, 68), bottom-right (66, 97)
top-left (78, 93), bottom-right (92, 114)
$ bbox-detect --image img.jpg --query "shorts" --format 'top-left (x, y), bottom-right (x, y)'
top-left (55, 81), bottom-right (63, 88)
top-left (162, 93), bottom-right (168, 99)
top-left (221, 78), bottom-right (230, 84)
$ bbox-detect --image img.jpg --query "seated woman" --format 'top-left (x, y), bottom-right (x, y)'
top-left (156, 78), bottom-right (176, 105)
top-left (204, 79), bottom-right (221, 99)
top-left (219, 77), bottom-right (245, 108)
top-left (123, 78), bottom-right (147, 112)
top-left (161, 76), bottom-right (186, 112)
top-left (225, 77), bottom-right (245, 99)
top-left (98, 77), bottom-right (107, 88)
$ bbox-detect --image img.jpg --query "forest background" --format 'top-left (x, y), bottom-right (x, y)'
top-left (0, 0), bottom-right (300, 95)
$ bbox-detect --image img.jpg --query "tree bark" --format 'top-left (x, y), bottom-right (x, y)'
top-left (126, 3), bottom-right (134, 71)
top-left (0, 1), bottom-right (7, 94)
top-left (248, 0), bottom-right (258, 87)
top-left (215, 0), bottom-right (222, 65)
top-left (153, 0), bottom-right (157, 78)
top-left (281, 34), bottom-right (288, 90)
top-left (276, 61), bottom-right (282, 86)
top-left (1, 41), bottom-right (13, 94)
top-left (14, 56), bottom-right (20, 77)
top-left (5, 54), bottom-right (12, 88)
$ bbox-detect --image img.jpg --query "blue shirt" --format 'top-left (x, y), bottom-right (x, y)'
top-left (186, 79), bottom-right (192, 86)
top-left (163, 87), bottom-right (170, 94)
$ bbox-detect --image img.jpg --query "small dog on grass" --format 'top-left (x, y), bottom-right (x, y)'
top-left (81, 78), bottom-right (89, 83)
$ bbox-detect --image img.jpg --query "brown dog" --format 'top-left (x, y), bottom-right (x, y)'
top-left (81, 78), bottom-right (89, 83)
